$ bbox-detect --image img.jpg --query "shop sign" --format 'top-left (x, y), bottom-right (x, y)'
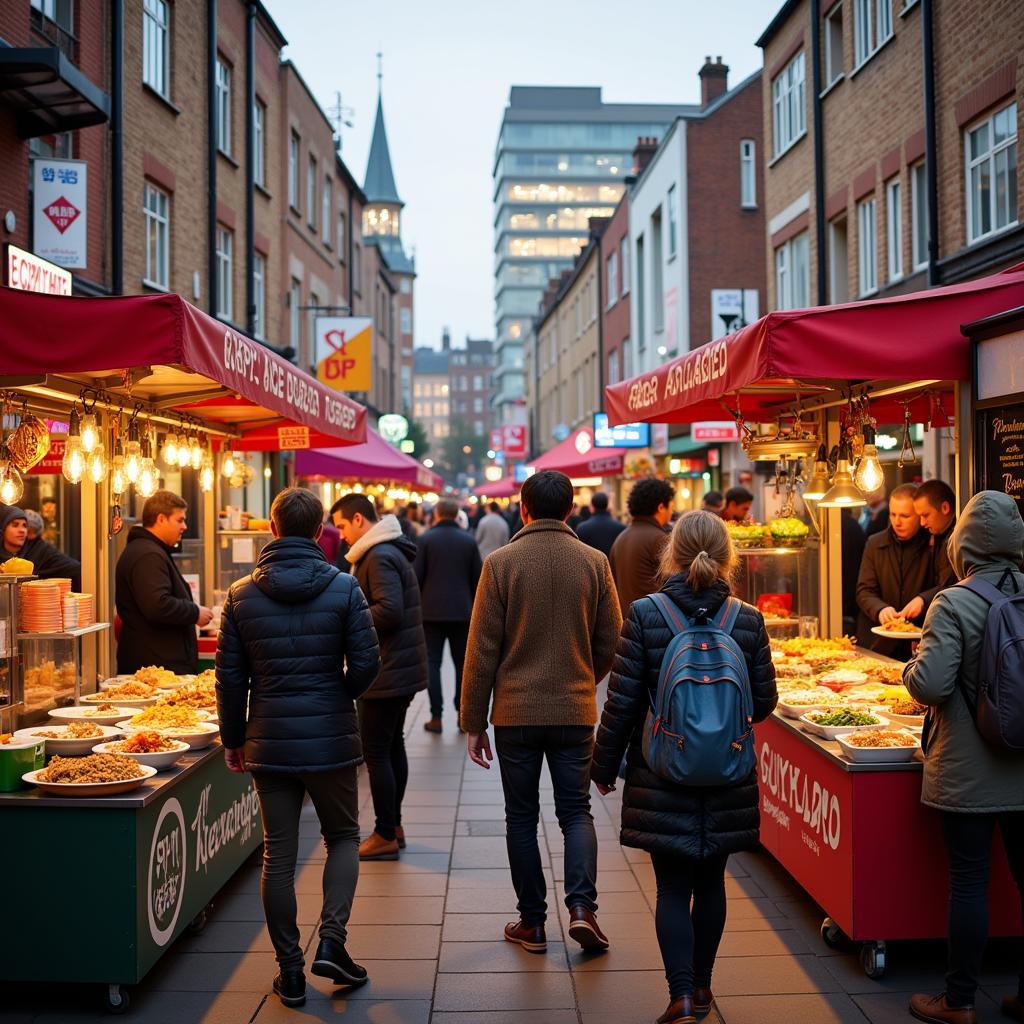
top-left (315, 316), bottom-right (373, 392)
top-left (4, 243), bottom-right (72, 294)
top-left (650, 422), bottom-right (669, 456)
top-left (707, 447), bottom-right (720, 467)
top-left (587, 454), bottom-right (623, 475)
top-left (32, 158), bottom-right (88, 268)
top-left (27, 437), bottom-right (65, 474)
top-left (976, 403), bottom-right (1024, 517)
top-left (514, 463), bottom-right (532, 483)
top-left (490, 428), bottom-right (503, 452)
top-left (277, 425), bottom-right (312, 450)
top-left (378, 413), bottom-right (409, 444)
top-left (400, 439), bottom-right (415, 454)
top-left (574, 429), bottom-right (593, 455)
top-left (500, 424), bottom-right (528, 457)
top-left (593, 412), bottom-right (650, 449)
top-left (552, 423), bottom-right (570, 442)
top-left (692, 421), bottom-right (739, 442)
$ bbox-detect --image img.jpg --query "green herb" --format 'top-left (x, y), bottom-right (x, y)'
top-left (809, 709), bottom-right (879, 727)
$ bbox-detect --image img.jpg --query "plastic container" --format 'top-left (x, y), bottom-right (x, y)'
top-left (0, 736), bottom-right (45, 791)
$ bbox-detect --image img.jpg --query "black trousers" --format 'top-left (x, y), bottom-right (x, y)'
top-left (650, 850), bottom-right (729, 999)
top-left (494, 724), bottom-right (598, 926)
top-left (424, 620), bottom-right (469, 718)
top-left (358, 694), bottom-right (413, 841)
top-left (940, 810), bottom-right (1024, 1007)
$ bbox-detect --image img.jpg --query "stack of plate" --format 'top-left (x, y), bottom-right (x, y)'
top-left (20, 580), bottom-right (64, 632)
top-left (62, 593), bottom-right (95, 628)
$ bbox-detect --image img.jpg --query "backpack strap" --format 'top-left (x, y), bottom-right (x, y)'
top-left (714, 596), bottom-right (742, 636)
top-left (648, 593), bottom-right (690, 636)
top-left (958, 576), bottom-right (1007, 605)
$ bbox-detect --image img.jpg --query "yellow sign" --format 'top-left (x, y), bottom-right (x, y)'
top-left (315, 316), bottom-right (373, 392)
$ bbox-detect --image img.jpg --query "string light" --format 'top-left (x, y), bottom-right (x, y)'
top-left (87, 443), bottom-right (108, 484)
top-left (79, 412), bottom-right (99, 454)
top-left (190, 435), bottom-right (203, 470)
top-left (161, 432), bottom-right (179, 467)
top-left (0, 456), bottom-right (24, 505)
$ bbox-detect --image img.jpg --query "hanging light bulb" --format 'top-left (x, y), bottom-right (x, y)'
top-left (190, 435), bottom-right (203, 470)
top-left (801, 444), bottom-right (832, 501)
top-left (87, 442), bottom-right (108, 484)
top-left (853, 426), bottom-right (885, 495)
top-left (61, 434), bottom-right (86, 484)
top-left (79, 411), bottom-right (99, 454)
top-left (0, 450), bottom-right (24, 505)
top-left (161, 432), bottom-right (179, 467)
top-left (263, 464), bottom-right (272, 479)
top-left (176, 432), bottom-right (191, 468)
top-left (200, 458), bottom-right (215, 493)
top-left (222, 448), bottom-right (236, 478)
top-left (111, 453), bottom-right (127, 495)
top-left (819, 439), bottom-right (867, 508)
top-left (138, 456), bottom-right (158, 497)
top-left (124, 418), bottom-right (142, 482)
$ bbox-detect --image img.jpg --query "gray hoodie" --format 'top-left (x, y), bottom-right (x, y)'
top-left (903, 490), bottom-right (1024, 812)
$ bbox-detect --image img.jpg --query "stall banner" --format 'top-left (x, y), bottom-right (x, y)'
top-left (27, 438), bottom-right (65, 474)
top-left (315, 316), bottom-right (373, 392)
top-left (32, 158), bottom-right (88, 269)
top-left (500, 424), bottom-right (529, 458)
top-left (4, 243), bottom-right (72, 294)
top-left (692, 421), bottom-right (740, 442)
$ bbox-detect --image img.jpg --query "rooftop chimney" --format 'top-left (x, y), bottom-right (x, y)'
top-left (632, 135), bottom-right (658, 175)
top-left (699, 55), bottom-right (729, 108)
top-left (441, 327), bottom-right (451, 351)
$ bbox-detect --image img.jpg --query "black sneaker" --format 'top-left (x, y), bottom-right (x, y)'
top-left (272, 969), bottom-right (306, 1007)
top-left (311, 936), bottom-right (369, 986)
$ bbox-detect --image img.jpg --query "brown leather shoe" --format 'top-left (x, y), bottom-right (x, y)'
top-left (657, 996), bottom-right (697, 1024)
top-left (568, 906), bottom-right (609, 951)
top-left (395, 825), bottom-right (406, 850)
top-left (1002, 996), bottom-right (1024, 1022)
top-left (909, 993), bottom-right (977, 1024)
top-left (423, 717), bottom-right (442, 733)
top-left (358, 832), bottom-right (399, 861)
top-left (693, 987), bottom-right (714, 1013)
top-left (503, 919), bottom-right (547, 953)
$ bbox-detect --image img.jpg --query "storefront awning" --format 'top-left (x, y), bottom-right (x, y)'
top-left (294, 429), bottom-right (443, 491)
top-left (606, 264), bottom-right (1024, 426)
top-left (527, 426), bottom-right (627, 478)
top-left (472, 476), bottom-right (520, 499)
top-left (0, 287), bottom-right (366, 446)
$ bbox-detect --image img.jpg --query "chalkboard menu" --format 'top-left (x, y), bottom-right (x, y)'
top-left (976, 401), bottom-right (1024, 518)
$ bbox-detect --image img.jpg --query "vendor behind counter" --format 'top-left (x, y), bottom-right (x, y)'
top-left (0, 504), bottom-right (81, 589)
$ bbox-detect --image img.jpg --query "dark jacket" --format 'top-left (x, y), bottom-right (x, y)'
top-left (919, 520), bottom-right (956, 608)
top-left (216, 537), bottom-right (380, 773)
top-left (855, 526), bottom-right (932, 657)
top-left (608, 516), bottom-right (670, 617)
top-left (347, 515), bottom-right (428, 700)
top-left (576, 510), bottom-right (627, 557)
top-left (1, 536), bottom-right (81, 590)
top-left (115, 525), bottom-right (199, 674)
top-left (415, 519), bottom-right (482, 622)
top-left (592, 576), bottom-right (777, 860)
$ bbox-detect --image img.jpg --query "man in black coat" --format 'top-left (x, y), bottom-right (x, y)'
top-left (217, 488), bottom-right (380, 1008)
top-left (114, 490), bottom-right (212, 674)
top-left (576, 492), bottom-right (626, 556)
top-left (415, 498), bottom-right (482, 733)
top-left (0, 504), bottom-right (81, 589)
top-left (334, 493), bottom-right (427, 862)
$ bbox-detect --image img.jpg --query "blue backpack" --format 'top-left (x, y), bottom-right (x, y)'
top-left (641, 593), bottom-right (755, 787)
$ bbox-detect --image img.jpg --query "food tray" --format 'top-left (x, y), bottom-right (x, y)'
top-left (798, 711), bottom-right (888, 740)
top-left (777, 697), bottom-right (834, 719)
top-left (836, 731), bottom-right (920, 763)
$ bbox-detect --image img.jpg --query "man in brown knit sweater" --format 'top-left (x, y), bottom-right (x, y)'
top-left (460, 470), bottom-right (622, 955)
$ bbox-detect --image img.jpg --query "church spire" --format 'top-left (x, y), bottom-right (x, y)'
top-left (363, 59), bottom-right (403, 207)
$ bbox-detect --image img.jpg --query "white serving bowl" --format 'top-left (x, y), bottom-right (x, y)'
top-left (15, 723), bottom-right (123, 756)
top-left (798, 711), bottom-right (888, 741)
top-left (836, 730), bottom-right (920, 763)
top-left (122, 721), bottom-right (219, 749)
top-left (82, 690), bottom-right (167, 708)
top-left (48, 705), bottom-right (137, 726)
top-left (92, 739), bottom-right (190, 770)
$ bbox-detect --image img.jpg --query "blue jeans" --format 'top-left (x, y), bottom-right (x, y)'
top-left (494, 724), bottom-right (599, 926)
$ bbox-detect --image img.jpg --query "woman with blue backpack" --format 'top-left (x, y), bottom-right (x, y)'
top-left (591, 509), bottom-right (777, 1024)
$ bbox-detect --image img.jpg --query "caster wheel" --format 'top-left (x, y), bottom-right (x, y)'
top-left (860, 942), bottom-right (886, 979)
top-left (185, 907), bottom-right (208, 936)
top-left (820, 917), bottom-right (846, 950)
top-left (103, 984), bottom-right (131, 1014)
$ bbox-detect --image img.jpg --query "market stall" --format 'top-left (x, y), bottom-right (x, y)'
top-left (525, 425), bottom-right (628, 509)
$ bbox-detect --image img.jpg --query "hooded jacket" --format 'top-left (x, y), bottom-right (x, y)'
top-left (0, 505), bottom-right (81, 589)
top-left (346, 515), bottom-right (427, 700)
top-left (592, 576), bottom-right (778, 859)
top-left (115, 525), bottom-right (199, 674)
top-left (903, 491), bottom-right (1024, 813)
top-left (215, 536), bottom-right (380, 773)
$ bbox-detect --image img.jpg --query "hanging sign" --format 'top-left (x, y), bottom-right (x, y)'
top-left (315, 317), bottom-right (373, 392)
top-left (378, 414), bottom-right (410, 444)
top-left (4, 243), bottom-right (72, 294)
top-left (32, 158), bottom-right (88, 268)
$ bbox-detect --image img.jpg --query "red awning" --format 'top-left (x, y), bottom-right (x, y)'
top-left (0, 287), bottom-right (366, 446)
top-left (293, 429), bottom-right (444, 491)
top-left (473, 476), bottom-right (520, 498)
top-left (527, 426), bottom-right (627, 478)
top-left (605, 265), bottom-right (1024, 425)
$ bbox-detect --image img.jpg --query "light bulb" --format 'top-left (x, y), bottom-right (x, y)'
top-left (79, 413), bottom-right (99, 453)
top-left (62, 437), bottom-right (85, 484)
top-left (161, 433), bottom-right (179, 467)
top-left (190, 439), bottom-right (203, 470)
top-left (819, 444), bottom-right (866, 509)
top-left (853, 444), bottom-right (884, 494)
top-left (124, 439), bottom-right (142, 482)
top-left (176, 437), bottom-right (191, 468)
top-left (263, 465), bottom-right (272, 479)
top-left (138, 457), bottom-right (158, 498)
top-left (111, 454), bottom-right (127, 495)
top-left (222, 452), bottom-right (236, 478)
top-left (200, 462), bottom-right (214, 493)
top-left (87, 443), bottom-right (108, 484)
top-left (0, 465), bottom-right (24, 505)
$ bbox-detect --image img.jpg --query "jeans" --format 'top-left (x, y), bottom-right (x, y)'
top-left (494, 724), bottom-right (599, 926)
top-left (358, 694), bottom-right (413, 841)
top-left (424, 620), bottom-right (469, 718)
top-left (650, 850), bottom-right (729, 999)
top-left (940, 810), bottom-right (1024, 1007)
top-left (251, 767), bottom-right (360, 970)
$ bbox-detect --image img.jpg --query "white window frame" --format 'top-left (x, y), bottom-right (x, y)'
top-left (215, 58), bottom-right (231, 155)
top-left (740, 139), bottom-right (757, 208)
top-left (400, 307), bottom-right (412, 335)
top-left (606, 250), bottom-right (618, 308)
top-left (885, 179), bottom-right (903, 282)
top-left (306, 156), bottom-right (317, 229)
top-left (620, 238), bottom-right (630, 294)
top-left (667, 185), bottom-right (678, 258)
top-left (854, 0), bottom-right (893, 69)
top-left (775, 233), bottom-right (810, 310)
top-left (253, 100), bottom-right (266, 187)
top-left (288, 132), bottom-right (300, 210)
top-left (911, 161), bottom-right (928, 270)
top-left (857, 196), bottom-right (878, 296)
top-left (216, 226), bottom-right (233, 319)
top-left (337, 210), bottom-right (346, 259)
top-left (825, 3), bottom-right (844, 87)
top-left (143, 0), bottom-right (170, 98)
top-left (772, 51), bottom-right (806, 158)
top-left (322, 177), bottom-right (331, 244)
top-left (964, 101), bottom-right (1018, 245)
top-left (143, 182), bottom-right (169, 290)
top-left (289, 278), bottom-right (302, 347)
top-left (253, 252), bottom-right (266, 340)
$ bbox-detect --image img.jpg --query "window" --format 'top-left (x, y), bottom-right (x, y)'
top-left (772, 52), bottom-right (806, 157)
top-left (143, 0), bottom-right (170, 97)
top-left (253, 100), bottom-right (266, 187)
top-left (857, 197), bottom-right (878, 295)
top-left (290, 278), bottom-right (302, 348)
top-left (829, 217), bottom-right (849, 303)
top-left (288, 132), bottom-right (300, 209)
top-left (474, 398), bottom-right (484, 413)
top-left (620, 238), bottom-right (630, 294)
top-left (965, 102), bottom-right (1018, 244)
top-left (740, 140), bottom-right (757, 207)
top-left (607, 350), bottom-right (619, 387)
top-left (143, 183), bottom-right (169, 289)
top-left (636, 235), bottom-right (645, 349)
top-left (216, 227), bottom-right (233, 319)
top-left (353, 243), bottom-right (362, 291)
top-left (651, 213), bottom-right (664, 332)
top-left (400, 307), bottom-right (412, 335)
top-left (322, 178), bottom-right (331, 243)
top-left (400, 278), bottom-right (411, 294)
top-left (606, 250), bottom-right (618, 307)
top-left (825, 3), bottom-right (844, 86)
top-left (473, 375), bottom-right (484, 390)
top-left (31, 0), bottom-right (73, 31)
top-left (854, 0), bottom-right (893, 67)
top-left (775, 233), bottom-right (810, 310)
top-left (911, 161), bottom-right (928, 269)
top-left (886, 179), bottom-right (903, 281)
top-left (337, 210), bottom-right (346, 258)
top-left (253, 252), bottom-right (266, 339)
top-left (306, 156), bottom-right (317, 229)
top-left (667, 186), bottom-right (678, 258)
top-left (215, 58), bottom-right (231, 155)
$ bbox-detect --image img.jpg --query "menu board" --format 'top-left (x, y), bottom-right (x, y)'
top-left (976, 402), bottom-right (1024, 518)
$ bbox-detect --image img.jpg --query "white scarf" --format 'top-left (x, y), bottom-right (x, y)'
top-left (345, 514), bottom-right (403, 565)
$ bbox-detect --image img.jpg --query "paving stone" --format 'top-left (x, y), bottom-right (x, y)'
top-left (567, 937), bottom-right (665, 972)
top-left (348, 872), bottom-right (448, 897)
top-left (442, 913), bottom-right (525, 942)
top-left (432, 972), bottom-right (576, 1011)
top-left (147, 950), bottom-right (282, 992)
top-left (172, 919), bottom-right (314, 954)
top-left (444, 888), bottom-right (521, 914)
top-left (357, 854), bottom-right (451, 874)
top-left (254, 997), bottom-right (431, 1022)
top-left (713, 992), bottom-right (868, 1023)
top-left (464, 819), bottom-right (513, 836)
top-left (716, 927), bottom-right (813, 957)
top-left (303, 960), bottom-right (436, 1001)
top-left (346, 925), bottom-right (441, 960)
top-left (438, 939), bottom-right (569, 972)
top-left (573, 969), bottom-right (673, 1016)
top-left (212, 891), bottom-right (324, 925)
top-left (450, 836), bottom-right (512, 868)
top-left (432, 1013), bottom-right (579, 1024)
top-left (348, 896), bottom-right (445, 925)
top-left (710, 954), bottom-right (844, 996)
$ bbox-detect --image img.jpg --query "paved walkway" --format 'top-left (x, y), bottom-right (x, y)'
top-left (5, 667), bottom-right (1021, 1023)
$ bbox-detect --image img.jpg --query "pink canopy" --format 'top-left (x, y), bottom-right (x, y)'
top-left (472, 476), bottom-right (520, 498)
top-left (294, 429), bottom-right (443, 491)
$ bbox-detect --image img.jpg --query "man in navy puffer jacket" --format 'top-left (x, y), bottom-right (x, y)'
top-left (217, 488), bottom-right (380, 1008)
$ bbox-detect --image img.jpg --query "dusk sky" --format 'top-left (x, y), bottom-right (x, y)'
top-left (263, 0), bottom-right (770, 351)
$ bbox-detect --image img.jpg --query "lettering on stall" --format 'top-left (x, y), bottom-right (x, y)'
top-left (979, 405), bottom-right (1024, 517)
top-left (190, 782), bottom-right (261, 874)
top-left (627, 340), bottom-right (729, 414)
top-left (759, 741), bottom-right (842, 853)
top-left (147, 797), bottom-right (187, 946)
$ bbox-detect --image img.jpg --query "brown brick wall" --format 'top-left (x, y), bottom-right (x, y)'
top-left (601, 195), bottom-right (631, 384)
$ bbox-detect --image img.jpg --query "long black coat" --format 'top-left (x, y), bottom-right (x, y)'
top-left (592, 576), bottom-right (777, 860)
top-left (115, 526), bottom-right (198, 674)
top-left (216, 538), bottom-right (380, 772)
top-left (1, 537), bottom-right (81, 590)
top-left (351, 533), bottom-right (428, 700)
top-left (576, 510), bottom-right (627, 557)
top-left (415, 519), bottom-right (482, 622)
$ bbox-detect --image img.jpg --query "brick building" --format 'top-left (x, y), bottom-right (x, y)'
top-left (449, 337), bottom-right (495, 441)
top-left (759, 0), bottom-right (1024, 312)
top-left (413, 339), bottom-right (450, 450)
top-left (601, 191), bottom-right (632, 391)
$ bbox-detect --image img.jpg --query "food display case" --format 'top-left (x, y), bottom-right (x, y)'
top-left (0, 575), bottom-right (30, 734)
top-left (733, 540), bottom-right (819, 638)
top-left (215, 529), bottom-right (273, 596)
top-left (17, 623), bottom-right (110, 726)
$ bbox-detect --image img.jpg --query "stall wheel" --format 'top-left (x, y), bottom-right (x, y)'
top-left (819, 917), bottom-right (847, 950)
top-left (103, 984), bottom-right (131, 1015)
top-left (186, 906), bottom-right (210, 936)
top-left (860, 941), bottom-right (887, 979)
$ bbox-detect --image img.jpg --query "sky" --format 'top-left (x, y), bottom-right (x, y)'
top-left (263, 0), bottom-right (772, 351)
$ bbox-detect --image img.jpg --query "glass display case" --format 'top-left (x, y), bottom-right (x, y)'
top-left (733, 541), bottom-right (819, 639)
top-left (215, 530), bottom-right (273, 596)
top-left (0, 576), bottom-right (26, 734)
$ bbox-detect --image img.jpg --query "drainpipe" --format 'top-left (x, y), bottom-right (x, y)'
top-left (110, 0), bottom-right (124, 294)
top-left (810, 0), bottom-right (827, 304)
top-left (207, 0), bottom-right (218, 315)
top-left (922, 0), bottom-right (940, 286)
top-left (595, 236), bottom-right (605, 410)
top-left (347, 190), bottom-right (354, 309)
top-left (245, 1), bottom-right (256, 336)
